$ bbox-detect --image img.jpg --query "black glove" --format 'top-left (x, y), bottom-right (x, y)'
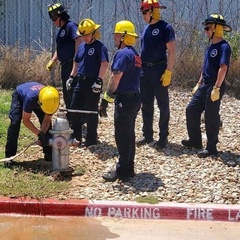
top-left (99, 98), bottom-right (108, 117)
top-left (38, 132), bottom-right (49, 147)
top-left (92, 77), bottom-right (103, 93)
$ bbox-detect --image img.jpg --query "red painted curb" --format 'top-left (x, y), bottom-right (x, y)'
top-left (0, 197), bottom-right (239, 222)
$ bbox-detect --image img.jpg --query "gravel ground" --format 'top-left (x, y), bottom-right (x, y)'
top-left (21, 89), bottom-right (240, 204)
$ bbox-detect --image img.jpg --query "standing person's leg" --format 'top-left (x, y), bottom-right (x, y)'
top-left (61, 60), bottom-right (75, 124)
top-left (115, 94), bottom-right (141, 178)
top-left (61, 61), bottom-right (73, 109)
top-left (102, 94), bottom-right (141, 182)
top-left (155, 82), bottom-right (170, 148)
top-left (70, 83), bottom-right (85, 143)
top-left (199, 85), bottom-right (225, 157)
top-left (182, 88), bottom-right (205, 149)
top-left (84, 85), bottom-right (100, 146)
top-left (138, 71), bottom-right (155, 144)
top-left (5, 91), bottom-right (22, 158)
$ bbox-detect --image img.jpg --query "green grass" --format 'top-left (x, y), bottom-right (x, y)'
top-left (0, 89), bottom-right (69, 199)
top-left (134, 196), bottom-right (160, 205)
top-left (0, 165), bottom-right (68, 199)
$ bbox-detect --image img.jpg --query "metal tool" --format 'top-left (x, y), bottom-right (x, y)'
top-left (59, 108), bottom-right (98, 114)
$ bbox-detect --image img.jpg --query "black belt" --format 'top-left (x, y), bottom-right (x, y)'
top-left (60, 58), bottom-right (73, 66)
top-left (142, 60), bottom-right (167, 68)
top-left (117, 91), bottom-right (140, 97)
top-left (77, 74), bottom-right (96, 80)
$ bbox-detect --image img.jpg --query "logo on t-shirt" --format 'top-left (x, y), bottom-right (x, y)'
top-left (88, 48), bottom-right (95, 55)
top-left (60, 29), bottom-right (66, 37)
top-left (210, 49), bottom-right (218, 58)
top-left (152, 29), bottom-right (159, 36)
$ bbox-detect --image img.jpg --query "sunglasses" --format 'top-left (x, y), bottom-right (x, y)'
top-left (141, 10), bottom-right (149, 15)
top-left (204, 26), bottom-right (212, 31)
top-left (49, 12), bottom-right (59, 21)
top-left (51, 17), bottom-right (58, 22)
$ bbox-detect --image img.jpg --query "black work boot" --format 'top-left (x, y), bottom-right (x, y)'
top-left (136, 137), bottom-right (153, 147)
top-left (197, 149), bottom-right (218, 158)
top-left (181, 140), bottom-right (203, 149)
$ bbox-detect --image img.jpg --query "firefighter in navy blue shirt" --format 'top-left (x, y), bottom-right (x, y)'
top-left (137, 0), bottom-right (176, 149)
top-left (182, 14), bottom-right (232, 158)
top-left (46, 3), bottom-right (82, 122)
top-left (68, 18), bottom-right (109, 147)
top-left (5, 82), bottom-right (60, 165)
top-left (102, 20), bottom-right (141, 182)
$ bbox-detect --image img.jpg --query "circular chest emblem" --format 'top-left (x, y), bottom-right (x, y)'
top-left (152, 29), bottom-right (159, 36)
top-left (210, 49), bottom-right (218, 58)
top-left (60, 29), bottom-right (65, 37)
top-left (88, 48), bottom-right (95, 55)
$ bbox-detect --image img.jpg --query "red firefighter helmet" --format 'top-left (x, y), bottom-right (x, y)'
top-left (140, 0), bottom-right (166, 11)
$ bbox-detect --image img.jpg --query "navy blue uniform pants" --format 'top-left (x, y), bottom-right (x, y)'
top-left (115, 92), bottom-right (141, 177)
top-left (186, 83), bottom-right (225, 152)
top-left (140, 65), bottom-right (169, 141)
top-left (70, 78), bottom-right (100, 144)
top-left (5, 90), bottom-right (52, 158)
top-left (61, 59), bottom-right (78, 123)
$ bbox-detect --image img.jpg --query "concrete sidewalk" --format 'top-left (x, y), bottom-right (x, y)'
top-left (0, 197), bottom-right (239, 222)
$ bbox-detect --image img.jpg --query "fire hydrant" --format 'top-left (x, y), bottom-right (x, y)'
top-left (49, 112), bottom-right (75, 174)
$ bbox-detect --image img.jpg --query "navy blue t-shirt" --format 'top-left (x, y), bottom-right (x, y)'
top-left (74, 40), bottom-right (109, 78)
top-left (202, 40), bottom-right (231, 84)
top-left (141, 20), bottom-right (175, 62)
top-left (111, 46), bottom-right (141, 94)
top-left (16, 82), bottom-right (44, 113)
top-left (56, 21), bottom-right (79, 63)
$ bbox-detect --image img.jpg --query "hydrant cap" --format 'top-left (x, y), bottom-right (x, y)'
top-left (38, 86), bottom-right (60, 115)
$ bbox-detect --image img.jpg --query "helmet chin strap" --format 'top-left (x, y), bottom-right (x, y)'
top-left (58, 17), bottom-right (62, 28)
top-left (89, 32), bottom-right (96, 44)
top-left (118, 32), bottom-right (126, 49)
top-left (149, 7), bottom-right (154, 23)
top-left (210, 24), bottom-right (216, 40)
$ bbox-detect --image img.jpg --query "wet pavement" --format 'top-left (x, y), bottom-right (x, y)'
top-left (0, 215), bottom-right (239, 240)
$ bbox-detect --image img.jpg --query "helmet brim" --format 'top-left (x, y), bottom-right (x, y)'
top-left (202, 21), bottom-right (232, 32)
top-left (76, 24), bottom-right (101, 36)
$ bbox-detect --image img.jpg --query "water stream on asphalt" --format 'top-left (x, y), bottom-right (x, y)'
top-left (0, 215), bottom-right (118, 240)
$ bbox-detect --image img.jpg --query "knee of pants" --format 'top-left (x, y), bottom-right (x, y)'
top-left (186, 104), bottom-right (194, 117)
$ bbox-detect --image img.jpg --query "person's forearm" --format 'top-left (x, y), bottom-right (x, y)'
top-left (215, 65), bottom-right (228, 87)
top-left (22, 120), bottom-right (40, 136)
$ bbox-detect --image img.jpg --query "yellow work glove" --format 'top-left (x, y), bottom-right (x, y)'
top-left (211, 86), bottom-right (220, 102)
top-left (46, 60), bottom-right (56, 71)
top-left (103, 91), bottom-right (115, 103)
top-left (160, 69), bottom-right (172, 87)
top-left (192, 83), bottom-right (201, 95)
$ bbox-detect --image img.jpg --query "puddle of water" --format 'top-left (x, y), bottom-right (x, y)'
top-left (0, 215), bottom-right (119, 240)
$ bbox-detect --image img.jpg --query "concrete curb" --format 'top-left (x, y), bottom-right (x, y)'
top-left (0, 197), bottom-right (239, 222)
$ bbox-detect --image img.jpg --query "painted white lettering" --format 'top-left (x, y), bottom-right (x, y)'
top-left (206, 209), bottom-right (214, 220)
top-left (236, 211), bottom-right (240, 220)
top-left (229, 210), bottom-right (240, 221)
top-left (187, 208), bottom-right (214, 220)
top-left (85, 207), bottom-right (101, 217)
top-left (114, 208), bottom-right (123, 218)
top-left (93, 207), bottom-right (102, 217)
top-left (132, 208), bottom-right (139, 218)
top-left (187, 208), bottom-right (195, 220)
top-left (228, 210), bottom-right (235, 221)
top-left (152, 208), bottom-right (161, 219)
top-left (123, 207), bottom-right (131, 218)
top-left (143, 208), bottom-right (151, 219)
top-left (108, 207), bottom-right (116, 217)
